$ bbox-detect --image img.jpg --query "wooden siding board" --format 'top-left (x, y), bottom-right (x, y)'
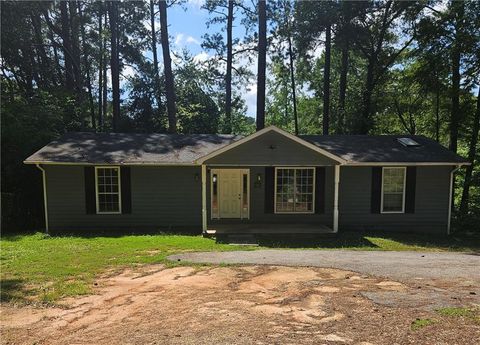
top-left (45, 166), bottom-right (202, 230)
top-left (339, 166), bottom-right (451, 233)
top-left (205, 131), bottom-right (338, 166)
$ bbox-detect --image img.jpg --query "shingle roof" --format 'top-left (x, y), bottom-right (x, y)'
top-left (300, 135), bottom-right (468, 164)
top-left (24, 132), bottom-right (242, 164)
top-left (24, 130), bottom-right (468, 165)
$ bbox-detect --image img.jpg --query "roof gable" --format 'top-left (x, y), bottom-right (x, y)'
top-left (197, 126), bottom-right (345, 164)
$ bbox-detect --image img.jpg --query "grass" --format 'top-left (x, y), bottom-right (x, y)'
top-left (1, 230), bottom-right (479, 304)
top-left (0, 232), bottom-right (252, 304)
top-left (436, 307), bottom-right (479, 319)
top-left (411, 318), bottom-right (437, 331)
top-left (257, 231), bottom-right (480, 252)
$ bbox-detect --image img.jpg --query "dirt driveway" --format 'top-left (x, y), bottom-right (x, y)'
top-left (1, 264), bottom-right (479, 345)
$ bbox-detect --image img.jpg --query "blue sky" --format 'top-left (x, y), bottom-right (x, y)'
top-left (146, 0), bottom-right (258, 117)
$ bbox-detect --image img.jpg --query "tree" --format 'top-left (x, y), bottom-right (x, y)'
top-left (460, 88), bottom-right (480, 215)
top-left (256, 0), bottom-right (267, 131)
top-left (108, 0), bottom-right (120, 132)
top-left (150, 0), bottom-right (162, 114)
top-left (159, 0), bottom-right (177, 133)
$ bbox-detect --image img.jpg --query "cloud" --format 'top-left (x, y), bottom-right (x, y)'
top-left (186, 0), bottom-right (205, 9)
top-left (174, 33), bottom-right (184, 46)
top-left (193, 52), bottom-right (210, 63)
top-left (245, 83), bottom-right (257, 118)
top-left (174, 33), bottom-right (200, 47)
top-left (186, 36), bottom-right (200, 45)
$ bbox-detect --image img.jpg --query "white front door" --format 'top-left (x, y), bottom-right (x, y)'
top-left (212, 169), bottom-right (249, 219)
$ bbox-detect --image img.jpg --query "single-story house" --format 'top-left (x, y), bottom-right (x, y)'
top-left (24, 126), bottom-right (469, 235)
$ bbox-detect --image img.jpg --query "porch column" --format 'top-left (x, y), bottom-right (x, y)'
top-left (333, 165), bottom-right (340, 233)
top-left (201, 164), bottom-right (207, 233)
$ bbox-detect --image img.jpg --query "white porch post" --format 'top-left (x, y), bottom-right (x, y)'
top-left (201, 164), bottom-right (207, 233)
top-left (333, 165), bottom-right (340, 233)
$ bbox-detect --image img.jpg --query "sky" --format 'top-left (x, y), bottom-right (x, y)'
top-left (139, 0), bottom-right (259, 118)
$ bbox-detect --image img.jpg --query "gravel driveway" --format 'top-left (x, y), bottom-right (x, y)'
top-left (169, 250), bottom-right (480, 281)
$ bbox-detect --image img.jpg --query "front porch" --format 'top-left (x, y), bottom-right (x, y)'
top-left (206, 222), bottom-right (334, 235)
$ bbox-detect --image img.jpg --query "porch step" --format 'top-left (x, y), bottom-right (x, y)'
top-left (221, 234), bottom-right (259, 246)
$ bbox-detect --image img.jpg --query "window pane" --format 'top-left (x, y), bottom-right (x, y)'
top-left (382, 168), bottom-right (405, 212)
top-left (276, 168), bottom-right (315, 213)
top-left (97, 168), bottom-right (121, 213)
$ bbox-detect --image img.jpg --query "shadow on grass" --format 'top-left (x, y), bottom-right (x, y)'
top-left (256, 231), bottom-right (480, 251)
top-left (0, 279), bottom-right (30, 303)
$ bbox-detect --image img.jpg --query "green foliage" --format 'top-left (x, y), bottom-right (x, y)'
top-left (411, 318), bottom-right (436, 331)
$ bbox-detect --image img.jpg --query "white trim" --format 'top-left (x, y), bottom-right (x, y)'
top-left (210, 168), bottom-right (250, 220)
top-left (447, 165), bottom-right (462, 235)
top-left (94, 166), bottom-right (122, 214)
top-left (201, 164), bottom-right (207, 232)
top-left (274, 167), bottom-right (316, 214)
top-left (196, 126), bottom-right (346, 164)
top-left (333, 165), bottom-right (340, 233)
top-left (36, 164), bottom-right (49, 234)
top-left (380, 167), bottom-right (406, 214)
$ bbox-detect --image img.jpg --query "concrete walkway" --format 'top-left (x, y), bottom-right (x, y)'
top-left (169, 250), bottom-right (480, 281)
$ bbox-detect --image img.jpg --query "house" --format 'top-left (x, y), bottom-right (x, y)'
top-left (24, 126), bottom-right (469, 235)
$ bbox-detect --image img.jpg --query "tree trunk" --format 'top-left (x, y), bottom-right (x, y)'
top-left (338, 41), bottom-right (349, 134)
top-left (60, 1), bottom-right (74, 91)
top-left (150, 0), bottom-right (162, 116)
top-left (78, 2), bottom-right (96, 131)
top-left (449, 1), bottom-right (464, 153)
top-left (98, 7), bottom-right (104, 129)
top-left (256, 0), bottom-right (267, 131)
top-left (108, 1), bottom-right (120, 132)
top-left (69, 2), bottom-right (82, 95)
top-left (460, 88), bottom-right (480, 215)
top-left (322, 24), bottom-right (331, 135)
top-left (360, 56), bottom-right (375, 134)
top-left (30, 12), bottom-right (51, 86)
top-left (42, 9), bottom-right (62, 84)
top-left (159, 0), bottom-right (177, 133)
top-left (287, 31), bottom-right (298, 135)
top-left (102, 11), bottom-right (108, 126)
top-left (435, 82), bottom-right (440, 142)
top-left (225, 0), bottom-right (234, 134)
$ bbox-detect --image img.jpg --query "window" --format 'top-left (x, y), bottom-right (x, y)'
top-left (381, 167), bottom-right (406, 213)
top-left (95, 167), bottom-right (121, 214)
top-left (275, 168), bottom-right (315, 213)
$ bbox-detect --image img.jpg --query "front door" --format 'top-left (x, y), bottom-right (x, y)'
top-left (212, 169), bottom-right (249, 219)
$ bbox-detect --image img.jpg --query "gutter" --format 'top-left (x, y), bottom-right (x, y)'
top-left (447, 165), bottom-right (462, 235)
top-left (36, 164), bottom-right (49, 234)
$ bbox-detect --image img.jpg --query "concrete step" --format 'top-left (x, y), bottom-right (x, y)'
top-left (220, 234), bottom-right (259, 246)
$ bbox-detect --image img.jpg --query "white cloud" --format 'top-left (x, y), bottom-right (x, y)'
top-left (245, 83), bottom-right (257, 118)
top-left (174, 33), bottom-right (184, 46)
top-left (193, 52), bottom-right (210, 63)
top-left (187, 0), bottom-right (205, 9)
top-left (186, 36), bottom-right (200, 45)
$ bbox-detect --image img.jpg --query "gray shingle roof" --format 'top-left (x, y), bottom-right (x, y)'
top-left (300, 135), bottom-right (468, 164)
top-left (25, 131), bottom-right (468, 165)
top-left (24, 132), bottom-right (242, 164)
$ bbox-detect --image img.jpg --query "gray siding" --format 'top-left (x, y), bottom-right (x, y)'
top-left (45, 165), bottom-right (202, 231)
top-left (208, 166), bottom-right (334, 227)
top-left (205, 131), bottom-right (339, 166)
top-left (339, 166), bottom-right (452, 233)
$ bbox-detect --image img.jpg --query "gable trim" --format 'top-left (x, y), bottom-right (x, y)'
top-left (196, 126), bottom-right (346, 164)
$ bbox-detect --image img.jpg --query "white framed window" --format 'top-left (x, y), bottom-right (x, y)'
top-left (381, 167), bottom-right (406, 213)
top-left (95, 166), bottom-right (122, 214)
top-left (275, 167), bottom-right (315, 214)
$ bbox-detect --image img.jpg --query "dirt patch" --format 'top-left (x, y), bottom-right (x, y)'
top-left (1, 265), bottom-right (479, 345)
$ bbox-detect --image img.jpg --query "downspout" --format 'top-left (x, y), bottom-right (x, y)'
top-left (36, 164), bottom-right (49, 234)
top-left (447, 165), bottom-right (461, 235)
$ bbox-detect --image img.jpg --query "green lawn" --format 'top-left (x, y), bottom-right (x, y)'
top-left (1, 231), bottom-right (479, 304)
top-left (0, 233), bottom-right (248, 303)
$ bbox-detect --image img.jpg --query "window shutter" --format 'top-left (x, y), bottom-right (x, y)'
top-left (121, 166), bottom-right (132, 214)
top-left (371, 167), bottom-right (382, 213)
top-left (84, 167), bottom-right (96, 214)
top-left (264, 167), bottom-right (274, 213)
top-left (315, 167), bottom-right (326, 214)
top-left (405, 166), bottom-right (416, 213)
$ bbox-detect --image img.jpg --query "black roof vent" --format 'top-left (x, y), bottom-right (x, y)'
top-left (397, 137), bottom-right (421, 147)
